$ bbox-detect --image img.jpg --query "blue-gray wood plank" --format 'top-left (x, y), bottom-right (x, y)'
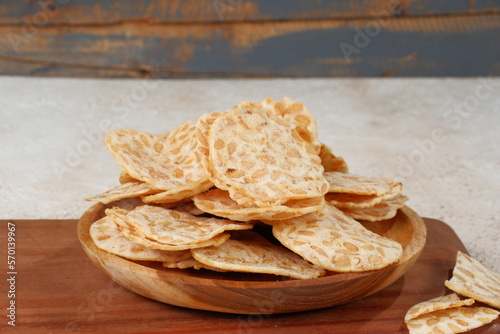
top-left (0, 1), bottom-right (499, 77)
top-left (0, 0), bottom-right (497, 25)
top-left (1, 15), bottom-right (499, 77)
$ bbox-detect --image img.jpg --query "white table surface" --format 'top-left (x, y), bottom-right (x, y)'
top-left (1, 76), bottom-right (499, 272)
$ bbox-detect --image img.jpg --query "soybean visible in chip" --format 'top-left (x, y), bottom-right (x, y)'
top-left (340, 193), bottom-right (409, 222)
top-left (445, 251), bottom-right (500, 309)
top-left (191, 238), bottom-right (326, 279)
top-left (123, 205), bottom-right (253, 246)
top-left (324, 172), bottom-right (401, 196)
top-left (193, 188), bottom-right (325, 221)
top-left (404, 293), bottom-right (475, 322)
top-left (318, 143), bottom-right (348, 173)
top-left (208, 108), bottom-right (328, 207)
top-left (233, 97), bottom-right (321, 153)
top-left (90, 216), bottom-right (192, 262)
top-left (405, 306), bottom-right (499, 334)
top-left (272, 204), bottom-right (403, 272)
top-left (105, 206), bottom-right (234, 251)
top-left (86, 181), bottom-right (160, 204)
top-left (104, 122), bottom-right (212, 201)
top-left (194, 111), bottom-right (225, 179)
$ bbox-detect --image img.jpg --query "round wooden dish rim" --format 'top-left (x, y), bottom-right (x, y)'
top-left (78, 202), bottom-right (427, 289)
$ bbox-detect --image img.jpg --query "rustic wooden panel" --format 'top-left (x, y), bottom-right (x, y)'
top-left (0, 59), bottom-right (148, 78)
top-left (1, 14), bottom-right (499, 78)
top-left (0, 0), bottom-right (497, 26)
top-left (472, 0), bottom-right (500, 12)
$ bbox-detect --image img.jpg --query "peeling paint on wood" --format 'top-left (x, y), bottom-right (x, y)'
top-left (0, 1), bottom-right (499, 78)
top-left (1, 14), bottom-right (499, 78)
top-left (0, 0), bottom-right (498, 26)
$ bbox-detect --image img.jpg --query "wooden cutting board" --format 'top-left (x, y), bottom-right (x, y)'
top-left (0, 218), bottom-right (498, 333)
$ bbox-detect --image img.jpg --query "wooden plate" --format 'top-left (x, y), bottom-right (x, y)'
top-left (77, 200), bottom-right (427, 314)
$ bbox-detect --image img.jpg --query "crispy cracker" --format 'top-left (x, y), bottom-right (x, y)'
top-left (405, 306), bottom-right (499, 334)
top-left (140, 178), bottom-right (213, 204)
top-left (405, 294), bottom-right (475, 322)
top-left (318, 143), bottom-right (348, 173)
top-left (340, 193), bottom-right (409, 222)
top-left (208, 108), bottom-right (328, 207)
top-left (272, 204), bottom-right (403, 272)
top-left (118, 171), bottom-right (138, 184)
top-left (105, 207), bottom-right (233, 251)
top-left (445, 251), bottom-right (500, 309)
top-left (122, 229), bottom-right (231, 251)
top-left (90, 216), bottom-right (191, 262)
top-left (86, 181), bottom-right (160, 204)
top-left (233, 97), bottom-right (322, 154)
top-left (324, 172), bottom-right (402, 196)
top-left (194, 111), bottom-right (225, 179)
top-left (193, 188), bottom-right (325, 221)
top-left (105, 207), bottom-right (136, 230)
top-left (122, 205), bottom-right (253, 246)
top-left (104, 122), bottom-right (212, 200)
top-left (191, 238), bottom-right (326, 279)
top-left (325, 193), bottom-right (384, 209)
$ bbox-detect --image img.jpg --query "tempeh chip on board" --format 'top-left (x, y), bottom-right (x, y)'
top-left (105, 206), bottom-right (233, 251)
top-left (340, 193), bottom-right (409, 222)
top-left (324, 171), bottom-right (402, 196)
top-left (104, 122), bottom-right (212, 202)
top-left (318, 143), bottom-right (348, 173)
top-left (191, 238), bottom-right (326, 279)
top-left (445, 251), bottom-right (500, 309)
top-left (86, 181), bottom-right (161, 204)
top-left (233, 97), bottom-right (322, 154)
top-left (405, 306), bottom-right (499, 334)
top-left (208, 108), bottom-right (328, 208)
top-left (194, 111), bottom-right (225, 179)
top-left (90, 216), bottom-right (191, 262)
top-left (193, 188), bottom-right (325, 222)
top-left (404, 293), bottom-right (475, 322)
top-left (272, 204), bottom-right (403, 272)
top-left (121, 205), bottom-right (253, 246)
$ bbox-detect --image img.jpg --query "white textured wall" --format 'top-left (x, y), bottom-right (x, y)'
top-left (1, 76), bottom-right (499, 272)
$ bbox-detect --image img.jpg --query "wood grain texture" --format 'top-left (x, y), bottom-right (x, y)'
top-left (1, 14), bottom-right (499, 78)
top-left (1, 217), bottom-right (499, 333)
top-left (0, 0), bottom-right (497, 25)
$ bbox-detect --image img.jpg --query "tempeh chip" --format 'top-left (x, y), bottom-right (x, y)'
top-left (121, 205), bottom-right (253, 246)
top-left (90, 216), bottom-right (191, 262)
top-left (208, 108), bottom-right (328, 207)
top-left (318, 143), bottom-right (348, 173)
top-left (193, 188), bottom-right (325, 222)
top-left (404, 294), bottom-right (475, 322)
top-left (405, 306), bottom-right (499, 334)
top-left (86, 181), bottom-right (161, 204)
top-left (324, 171), bottom-right (402, 196)
top-left (191, 238), bottom-right (326, 279)
top-left (105, 206), bottom-right (233, 251)
top-left (340, 193), bottom-right (409, 222)
top-left (104, 122), bottom-right (212, 201)
top-left (445, 251), bottom-right (500, 309)
top-left (272, 204), bottom-right (403, 272)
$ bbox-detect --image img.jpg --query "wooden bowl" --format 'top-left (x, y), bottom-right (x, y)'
top-left (77, 201), bottom-right (427, 314)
